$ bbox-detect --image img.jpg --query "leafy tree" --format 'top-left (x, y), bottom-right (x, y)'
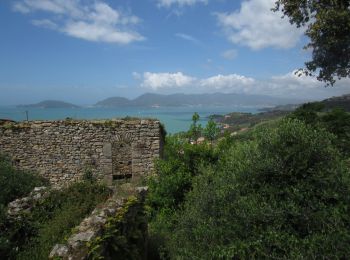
top-left (289, 102), bottom-right (325, 124)
top-left (146, 134), bottom-right (219, 258)
top-left (188, 112), bottom-right (202, 143)
top-left (147, 135), bottom-right (218, 216)
top-left (274, 0), bottom-right (350, 85)
top-left (320, 108), bottom-right (350, 156)
top-left (167, 119), bottom-right (350, 258)
top-left (290, 103), bottom-right (350, 156)
top-left (203, 118), bottom-right (220, 144)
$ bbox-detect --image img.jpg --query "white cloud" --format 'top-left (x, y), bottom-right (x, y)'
top-left (13, 0), bottom-right (83, 16)
top-left (132, 72), bottom-right (142, 80)
top-left (221, 49), bottom-right (237, 60)
top-left (32, 19), bottom-right (58, 30)
top-left (200, 74), bottom-right (255, 92)
top-left (64, 21), bottom-right (143, 44)
top-left (137, 70), bottom-right (350, 99)
top-left (175, 33), bottom-right (201, 45)
top-left (13, 0), bottom-right (144, 44)
top-left (216, 0), bottom-right (304, 50)
top-left (258, 71), bottom-right (350, 99)
top-left (157, 0), bottom-right (208, 8)
top-left (139, 72), bottom-right (254, 92)
top-left (270, 70), bottom-right (321, 90)
top-left (141, 72), bottom-right (196, 90)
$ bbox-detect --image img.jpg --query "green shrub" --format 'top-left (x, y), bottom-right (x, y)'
top-left (0, 155), bottom-right (48, 207)
top-left (147, 135), bottom-right (218, 217)
top-left (146, 134), bottom-right (219, 258)
top-left (289, 102), bottom-right (325, 124)
top-left (2, 181), bottom-right (111, 260)
top-left (88, 196), bottom-right (147, 260)
top-left (167, 119), bottom-right (350, 258)
top-left (320, 108), bottom-right (350, 156)
top-left (0, 155), bottom-right (48, 259)
top-left (290, 104), bottom-right (350, 157)
top-left (83, 167), bottom-right (97, 183)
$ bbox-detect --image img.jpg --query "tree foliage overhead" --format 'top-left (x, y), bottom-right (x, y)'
top-left (274, 0), bottom-right (350, 85)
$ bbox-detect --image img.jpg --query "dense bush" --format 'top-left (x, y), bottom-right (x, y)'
top-left (0, 181), bottom-right (111, 259)
top-left (290, 103), bottom-right (350, 156)
top-left (147, 135), bottom-right (219, 215)
top-left (0, 155), bottom-right (48, 208)
top-left (88, 196), bottom-right (147, 260)
top-left (166, 119), bottom-right (350, 258)
top-left (320, 108), bottom-right (350, 156)
top-left (0, 155), bottom-right (48, 258)
top-left (146, 134), bottom-right (219, 256)
top-left (289, 102), bottom-right (325, 124)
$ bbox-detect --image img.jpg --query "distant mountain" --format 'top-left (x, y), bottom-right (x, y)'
top-left (95, 93), bottom-right (304, 108)
top-left (95, 97), bottom-right (131, 107)
top-left (260, 104), bottom-right (301, 112)
top-left (261, 93), bottom-right (350, 112)
top-left (18, 100), bottom-right (80, 109)
top-left (322, 94), bottom-right (350, 111)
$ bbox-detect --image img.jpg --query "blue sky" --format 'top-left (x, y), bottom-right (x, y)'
top-left (0, 0), bottom-right (349, 105)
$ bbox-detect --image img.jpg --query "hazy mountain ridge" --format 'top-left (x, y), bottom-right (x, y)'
top-left (18, 100), bottom-right (80, 109)
top-left (322, 94), bottom-right (350, 111)
top-left (261, 93), bottom-right (350, 113)
top-left (94, 97), bottom-right (130, 107)
top-left (95, 93), bottom-right (305, 107)
top-left (18, 93), bottom-right (350, 110)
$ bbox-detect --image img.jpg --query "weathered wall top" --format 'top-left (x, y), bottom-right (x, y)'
top-left (0, 119), bottom-right (164, 187)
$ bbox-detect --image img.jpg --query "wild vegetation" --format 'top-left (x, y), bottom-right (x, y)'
top-left (0, 156), bottom-right (48, 226)
top-left (0, 163), bottom-right (111, 260)
top-left (1, 98), bottom-right (350, 259)
top-left (212, 110), bottom-right (290, 131)
top-left (147, 103), bottom-right (350, 258)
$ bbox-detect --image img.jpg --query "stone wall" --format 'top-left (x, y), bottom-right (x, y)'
top-left (0, 119), bottom-right (163, 187)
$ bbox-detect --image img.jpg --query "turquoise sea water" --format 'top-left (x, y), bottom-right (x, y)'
top-left (0, 106), bottom-right (260, 133)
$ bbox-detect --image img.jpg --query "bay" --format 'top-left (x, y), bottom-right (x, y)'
top-left (0, 106), bottom-right (260, 134)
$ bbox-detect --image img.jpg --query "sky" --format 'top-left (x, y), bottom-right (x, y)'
top-left (0, 0), bottom-right (349, 105)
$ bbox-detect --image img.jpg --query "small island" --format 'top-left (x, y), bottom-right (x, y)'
top-left (18, 100), bottom-right (80, 109)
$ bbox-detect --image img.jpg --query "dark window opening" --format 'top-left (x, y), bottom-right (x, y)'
top-left (113, 174), bottom-right (132, 180)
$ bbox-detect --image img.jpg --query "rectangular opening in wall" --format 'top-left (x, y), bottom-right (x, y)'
top-left (112, 141), bottom-right (133, 178)
top-left (112, 174), bottom-right (132, 180)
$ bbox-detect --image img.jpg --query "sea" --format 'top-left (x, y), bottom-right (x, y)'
top-left (0, 106), bottom-right (261, 134)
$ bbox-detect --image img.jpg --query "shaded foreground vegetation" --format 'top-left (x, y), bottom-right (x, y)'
top-left (147, 103), bottom-right (350, 258)
top-left (0, 160), bottom-right (111, 259)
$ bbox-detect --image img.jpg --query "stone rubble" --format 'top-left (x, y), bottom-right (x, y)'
top-left (49, 186), bottom-right (148, 260)
top-left (7, 186), bottom-right (49, 219)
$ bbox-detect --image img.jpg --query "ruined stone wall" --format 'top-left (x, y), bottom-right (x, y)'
top-left (0, 119), bottom-right (163, 187)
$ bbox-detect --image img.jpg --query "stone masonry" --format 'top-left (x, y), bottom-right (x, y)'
top-left (0, 119), bottom-right (164, 187)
